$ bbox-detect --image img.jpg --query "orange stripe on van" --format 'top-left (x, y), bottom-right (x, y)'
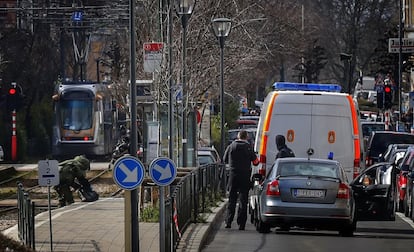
top-left (346, 95), bottom-right (361, 177)
top-left (260, 93), bottom-right (278, 156)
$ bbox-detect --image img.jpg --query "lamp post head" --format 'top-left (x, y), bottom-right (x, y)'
top-left (212, 18), bottom-right (232, 38)
top-left (175, 0), bottom-right (196, 29)
top-left (175, 0), bottom-right (195, 16)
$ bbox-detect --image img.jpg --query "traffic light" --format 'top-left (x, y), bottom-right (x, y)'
top-left (6, 84), bottom-right (23, 111)
top-left (384, 83), bottom-right (393, 109)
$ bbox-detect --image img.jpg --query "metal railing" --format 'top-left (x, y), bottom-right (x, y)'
top-left (14, 164), bottom-right (226, 252)
top-left (17, 182), bottom-right (36, 250)
top-left (169, 163), bottom-right (225, 250)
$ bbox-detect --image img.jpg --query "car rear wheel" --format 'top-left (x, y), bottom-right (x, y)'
top-left (398, 199), bottom-right (404, 212)
top-left (249, 204), bottom-right (254, 224)
top-left (387, 188), bottom-right (396, 221)
top-left (411, 193), bottom-right (414, 222)
top-left (256, 218), bottom-right (271, 233)
top-left (339, 219), bottom-right (356, 237)
top-left (254, 205), bottom-right (271, 233)
top-left (404, 192), bottom-right (410, 217)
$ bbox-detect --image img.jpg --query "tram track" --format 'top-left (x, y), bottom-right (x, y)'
top-left (0, 163), bottom-right (121, 231)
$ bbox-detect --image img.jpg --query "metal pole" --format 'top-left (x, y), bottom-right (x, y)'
top-left (167, 3), bottom-right (174, 249)
top-left (399, 0), bottom-right (403, 122)
top-left (129, 0), bottom-right (139, 251)
top-left (219, 37), bottom-right (225, 159)
top-left (182, 17), bottom-right (188, 167)
top-left (160, 187), bottom-right (165, 252)
top-left (168, 1), bottom-right (173, 162)
top-left (48, 186), bottom-right (53, 252)
top-left (11, 109), bottom-right (17, 161)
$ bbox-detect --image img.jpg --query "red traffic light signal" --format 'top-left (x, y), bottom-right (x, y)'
top-left (8, 87), bottom-right (16, 95)
top-left (384, 85), bottom-right (391, 93)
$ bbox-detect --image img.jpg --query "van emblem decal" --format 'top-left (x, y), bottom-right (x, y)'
top-left (287, 129), bottom-right (295, 142)
top-left (328, 131), bottom-right (336, 144)
top-left (307, 148), bottom-right (314, 156)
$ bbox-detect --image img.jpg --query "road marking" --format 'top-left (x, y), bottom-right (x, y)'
top-left (396, 212), bottom-right (414, 229)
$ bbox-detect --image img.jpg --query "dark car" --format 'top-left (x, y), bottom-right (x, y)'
top-left (197, 146), bottom-right (221, 166)
top-left (365, 131), bottom-right (414, 166)
top-left (249, 158), bottom-right (356, 236)
top-left (395, 146), bottom-right (414, 213)
top-left (405, 165), bottom-right (414, 221)
top-left (351, 162), bottom-right (397, 221)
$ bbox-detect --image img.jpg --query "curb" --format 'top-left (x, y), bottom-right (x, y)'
top-left (177, 199), bottom-right (227, 252)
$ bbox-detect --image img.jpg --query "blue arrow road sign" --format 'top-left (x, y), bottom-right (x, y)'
top-left (149, 157), bottom-right (177, 186)
top-left (113, 156), bottom-right (145, 190)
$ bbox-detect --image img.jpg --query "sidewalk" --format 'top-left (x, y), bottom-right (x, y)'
top-left (3, 197), bottom-right (227, 252)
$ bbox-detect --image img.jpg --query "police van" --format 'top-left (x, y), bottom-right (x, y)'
top-left (254, 82), bottom-right (365, 182)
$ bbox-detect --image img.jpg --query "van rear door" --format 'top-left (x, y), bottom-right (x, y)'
top-left (261, 92), bottom-right (357, 182)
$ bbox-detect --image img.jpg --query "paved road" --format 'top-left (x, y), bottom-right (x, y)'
top-left (201, 212), bottom-right (414, 252)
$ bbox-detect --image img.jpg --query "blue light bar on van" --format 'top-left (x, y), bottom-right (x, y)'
top-left (272, 82), bottom-right (342, 92)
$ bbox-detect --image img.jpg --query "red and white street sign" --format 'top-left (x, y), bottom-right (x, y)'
top-left (143, 42), bottom-right (164, 72)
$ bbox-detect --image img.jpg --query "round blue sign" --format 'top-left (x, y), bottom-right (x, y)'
top-left (149, 157), bottom-right (177, 186)
top-left (113, 156), bottom-right (145, 190)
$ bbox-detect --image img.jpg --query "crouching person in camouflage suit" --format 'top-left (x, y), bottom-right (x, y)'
top-left (54, 155), bottom-right (90, 207)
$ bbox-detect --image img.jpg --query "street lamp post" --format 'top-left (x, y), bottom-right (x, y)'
top-left (175, 0), bottom-right (195, 167)
top-left (212, 18), bottom-right (232, 160)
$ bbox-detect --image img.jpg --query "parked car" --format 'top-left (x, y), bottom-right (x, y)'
top-left (197, 146), bottom-right (220, 166)
top-left (404, 163), bottom-right (414, 221)
top-left (396, 146), bottom-right (414, 213)
top-left (249, 157), bottom-right (356, 236)
top-left (350, 162), bottom-right (397, 221)
top-left (361, 121), bottom-right (386, 148)
top-left (227, 128), bottom-right (256, 148)
top-left (365, 131), bottom-right (414, 166)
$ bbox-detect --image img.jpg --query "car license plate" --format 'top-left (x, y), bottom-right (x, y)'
top-left (293, 189), bottom-right (325, 198)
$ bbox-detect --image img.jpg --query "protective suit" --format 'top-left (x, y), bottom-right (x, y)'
top-left (54, 155), bottom-right (90, 207)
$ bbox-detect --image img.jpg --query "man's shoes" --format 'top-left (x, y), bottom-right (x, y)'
top-left (238, 224), bottom-right (245, 230)
top-left (225, 223), bottom-right (231, 229)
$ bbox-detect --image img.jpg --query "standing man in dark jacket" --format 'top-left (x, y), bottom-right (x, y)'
top-left (275, 134), bottom-right (295, 160)
top-left (223, 130), bottom-right (259, 230)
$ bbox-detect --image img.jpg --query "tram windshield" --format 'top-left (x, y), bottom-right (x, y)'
top-left (60, 99), bottom-right (93, 131)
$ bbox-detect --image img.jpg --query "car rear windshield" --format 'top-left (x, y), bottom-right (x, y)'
top-left (369, 133), bottom-right (414, 158)
top-left (362, 123), bottom-right (385, 137)
top-left (277, 162), bottom-right (339, 178)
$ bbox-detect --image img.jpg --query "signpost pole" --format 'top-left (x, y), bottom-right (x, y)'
top-left (129, 0), bottom-right (139, 251)
top-left (48, 186), bottom-right (53, 252)
top-left (148, 157), bottom-right (177, 252)
top-left (160, 187), bottom-right (165, 252)
top-left (38, 160), bottom-right (59, 252)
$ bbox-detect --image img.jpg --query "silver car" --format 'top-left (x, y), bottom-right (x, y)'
top-left (249, 157), bottom-right (356, 236)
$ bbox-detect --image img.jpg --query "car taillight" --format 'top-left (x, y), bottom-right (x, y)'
top-left (259, 154), bottom-right (266, 176)
top-left (353, 158), bottom-right (360, 178)
top-left (266, 180), bottom-right (280, 196)
top-left (337, 183), bottom-right (350, 199)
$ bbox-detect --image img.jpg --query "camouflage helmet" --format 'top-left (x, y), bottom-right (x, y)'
top-left (74, 155), bottom-right (90, 171)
